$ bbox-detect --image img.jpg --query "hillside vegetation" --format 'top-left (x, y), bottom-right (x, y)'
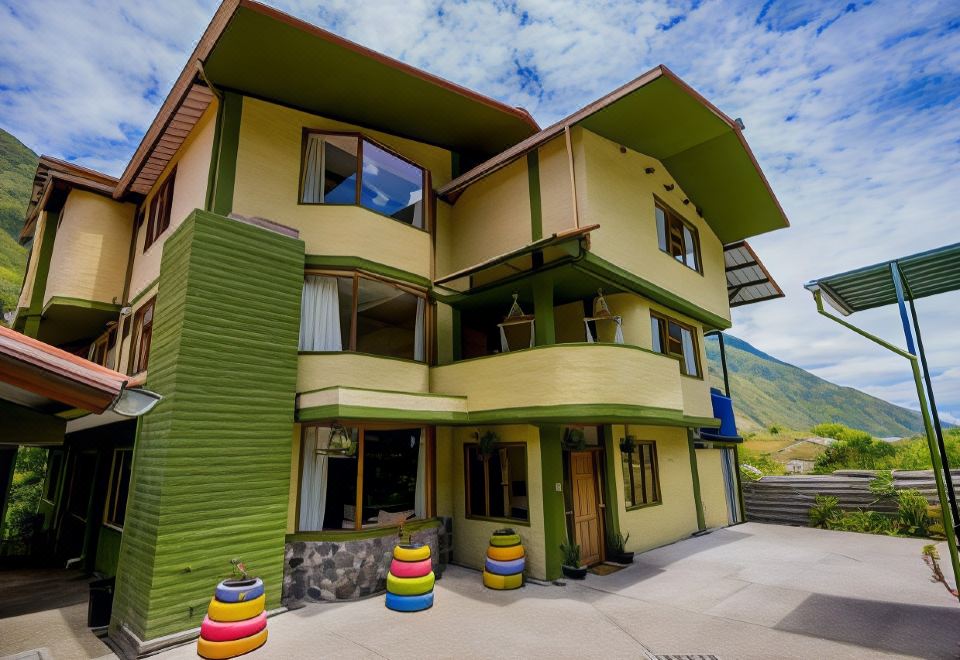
top-left (0, 128), bottom-right (36, 317)
top-left (706, 334), bottom-right (925, 437)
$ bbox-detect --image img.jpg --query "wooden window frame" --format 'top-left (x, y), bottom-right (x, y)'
top-left (129, 297), bottom-right (156, 376)
top-left (103, 448), bottom-right (133, 531)
top-left (301, 269), bottom-right (432, 364)
top-left (654, 198), bottom-right (702, 274)
top-left (463, 442), bottom-right (530, 525)
top-left (298, 129), bottom-right (431, 233)
top-left (650, 311), bottom-right (703, 379)
top-left (88, 324), bottom-right (118, 369)
top-left (295, 423), bottom-right (435, 533)
top-left (622, 440), bottom-right (661, 509)
top-left (144, 167), bottom-right (177, 252)
top-left (42, 449), bottom-right (64, 504)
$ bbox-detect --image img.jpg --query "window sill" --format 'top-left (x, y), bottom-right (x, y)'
top-left (287, 516), bottom-right (441, 542)
top-left (103, 522), bottom-right (124, 533)
top-left (464, 515), bottom-right (531, 527)
top-left (625, 501), bottom-right (663, 512)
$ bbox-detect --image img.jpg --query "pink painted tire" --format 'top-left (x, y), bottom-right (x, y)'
top-left (200, 611), bottom-right (267, 643)
top-left (389, 558), bottom-right (432, 579)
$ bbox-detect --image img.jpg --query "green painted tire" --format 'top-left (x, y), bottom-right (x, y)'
top-left (387, 571), bottom-right (435, 596)
top-left (483, 570), bottom-right (523, 590)
top-left (488, 534), bottom-right (522, 547)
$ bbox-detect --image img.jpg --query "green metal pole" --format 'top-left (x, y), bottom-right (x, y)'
top-left (812, 290), bottom-right (960, 598)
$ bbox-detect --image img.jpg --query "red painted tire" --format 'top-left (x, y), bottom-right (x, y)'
top-left (200, 611), bottom-right (267, 643)
top-left (390, 558), bottom-right (432, 579)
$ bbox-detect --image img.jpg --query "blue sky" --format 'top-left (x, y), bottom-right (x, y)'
top-left (2, 0), bottom-right (959, 428)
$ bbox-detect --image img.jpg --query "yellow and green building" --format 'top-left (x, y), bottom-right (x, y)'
top-left (4, 0), bottom-right (788, 654)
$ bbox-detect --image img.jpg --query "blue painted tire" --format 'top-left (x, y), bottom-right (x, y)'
top-left (485, 557), bottom-right (525, 576)
top-left (385, 590), bottom-right (434, 612)
top-left (215, 578), bottom-right (264, 603)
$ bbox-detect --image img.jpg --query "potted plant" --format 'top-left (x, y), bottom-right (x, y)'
top-left (562, 428), bottom-right (587, 451)
top-left (214, 559), bottom-right (264, 604)
top-left (560, 541), bottom-right (587, 579)
top-left (606, 531), bottom-right (633, 564)
top-left (478, 430), bottom-right (500, 458)
top-left (619, 435), bottom-right (636, 454)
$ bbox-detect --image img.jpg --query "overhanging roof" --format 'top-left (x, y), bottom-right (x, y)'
top-left (117, 0), bottom-right (540, 197)
top-left (725, 241), bottom-right (784, 307)
top-left (20, 156), bottom-right (117, 243)
top-left (805, 242), bottom-right (960, 315)
top-left (439, 65), bottom-right (790, 244)
top-left (0, 325), bottom-right (127, 414)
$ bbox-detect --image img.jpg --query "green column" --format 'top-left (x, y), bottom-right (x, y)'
top-left (109, 210), bottom-right (304, 644)
top-left (208, 92), bottom-right (243, 217)
top-left (23, 210), bottom-right (60, 338)
top-left (687, 430), bottom-right (706, 531)
top-left (532, 275), bottom-right (555, 347)
top-left (602, 425), bottom-right (621, 541)
top-left (539, 424), bottom-right (565, 581)
top-left (527, 151), bottom-right (542, 241)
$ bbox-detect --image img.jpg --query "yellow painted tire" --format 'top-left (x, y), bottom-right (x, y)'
top-left (483, 570), bottom-right (523, 590)
top-left (488, 533), bottom-right (522, 547)
top-left (393, 544), bottom-right (431, 562)
top-left (207, 594), bottom-right (265, 623)
top-left (387, 571), bottom-right (435, 596)
top-left (486, 544), bottom-right (525, 562)
top-left (198, 628), bottom-right (268, 659)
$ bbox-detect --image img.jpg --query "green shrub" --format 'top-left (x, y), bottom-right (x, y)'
top-left (897, 489), bottom-right (932, 536)
top-left (826, 510), bottom-right (897, 535)
top-left (809, 495), bottom-right (842, 528)
top-left (738, 448), bottom-right (786, 478)
top-left (868, 470), bottom-right (896, 501)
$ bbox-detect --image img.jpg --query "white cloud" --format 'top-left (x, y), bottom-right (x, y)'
top-left (1, 0), bottom-right (959, 426)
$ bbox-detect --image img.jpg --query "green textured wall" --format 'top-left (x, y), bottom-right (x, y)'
top-left (109, 210), bottom-right (304, 641)
top-left (95, 526), bottom-right (123, 576)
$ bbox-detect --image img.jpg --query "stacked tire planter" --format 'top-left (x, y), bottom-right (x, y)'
top-left (386, 543), bottom-right (435, 612)
top-left (197, 578), bottom-right (268, 659)
top-left (483, 529), bottom-right (524, 590)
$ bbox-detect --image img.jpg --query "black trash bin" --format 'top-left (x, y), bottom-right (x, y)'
top-left (88, 577), bottom-right (115, 627)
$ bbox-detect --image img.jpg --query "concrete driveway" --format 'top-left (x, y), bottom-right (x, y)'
top-left (4, 523), bottom-right (958, 659)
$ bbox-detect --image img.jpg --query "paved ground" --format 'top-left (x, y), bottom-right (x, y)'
top-left (3, 523), bottom-right (958, 659)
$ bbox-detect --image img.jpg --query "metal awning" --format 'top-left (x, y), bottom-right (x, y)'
top-left (805, 242), bottom-right (960, 315)
top-left (725, 240), bottom-right (783, 307)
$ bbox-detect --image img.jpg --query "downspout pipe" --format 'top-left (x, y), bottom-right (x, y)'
top-left (812, 289), bottom-right (960, 600)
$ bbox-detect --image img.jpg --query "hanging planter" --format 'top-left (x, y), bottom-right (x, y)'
top-left (316, 423), bottom-right (358, 458)
top-left (497, 293), bottom-right (535, 353)
top-left (478, 430), bottom-right (500, 458)
top-left (619, 435), bottom-right (637, 454)
top-left (583, 288), bottom-right (624, 344)
top-left (562, 427), bottom-right (587, 451)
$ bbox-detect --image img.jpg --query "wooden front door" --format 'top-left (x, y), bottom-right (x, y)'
top-left (570, 451), bottom-right (603, 566)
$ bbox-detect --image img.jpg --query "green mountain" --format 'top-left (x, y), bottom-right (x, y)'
top-left (0, 128), bottom-right (36, 318)
top-left (706, 334), bottom-right (925, 437)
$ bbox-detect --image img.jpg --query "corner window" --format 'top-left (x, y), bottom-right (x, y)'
top-left (297, 425), bottom-right (432, 532)
top-left (144, 168), bottom-right (176, 251)
top-left (464, 442), bottom-right (529, 522)
top-left (651, 312), bottom-right (701, 378)
top-left (621, 439), bottom-right (660, 507)
top-left (299, 272), bottom-right (427, 362)
top-left (129, 297), bottom-right (156, 375)
top-left (655, 201), bottom-right (700, 272)
top-left (105, 449), bottom-right (133, 529)
top-left (300, 132), bottom-right (426, 229)
top-left (88, 324), bottom-right (118, 369)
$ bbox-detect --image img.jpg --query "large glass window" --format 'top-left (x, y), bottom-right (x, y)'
top-left (43, 450), bottom-right (63, 503)
top-left (300, 132), bottom-right (426, 229)
top-left (66, 452), bottom-right (97, 520)
top-left (297, 425), bottom-right (430, 532)
top-left (464, 443), bottom-right (529, 522)
top-left (299, 272), bottom-right (427, 361)
top-left (105, 449), bottom-right (133, 529)
top-left (650, 312), bottom-right (701, 378)
top-left (655, 200), bottom-right (700, 272)
top-left (621, 439), bottom-right (660, 508)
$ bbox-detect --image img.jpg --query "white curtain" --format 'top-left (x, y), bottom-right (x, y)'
top-left (683, 225), bottom-right (697, 269)
top-left (499, 321), bottom-right (535, 352)
top-left (300, 275), bottom-right (342, 351)
top-left (302, 135), bottom-right (323, 203)
top-left (414, 434), bottom-right (426, 518)
top-left (414, 297), bottom-right (426, 362)
top-left (651, 317), bottom-right (662, 353)
top-left (298, 427), bottom-right (329, 531)
top-left (681, 327), bottom-right (697, 376)
top-left (585, 318), bottom-right (624, 344)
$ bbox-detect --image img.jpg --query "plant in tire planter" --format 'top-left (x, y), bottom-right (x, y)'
top-left (478, 430), bottom-right (500, 458)
top-left (606, 531), bottom-right (634, 564)
top-left (560, 541), bottom-right (587, 579)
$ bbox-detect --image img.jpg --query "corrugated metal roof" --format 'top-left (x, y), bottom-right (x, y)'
top-left (805, 242), bottom-right (960, 315)
top-left (725, 240), bottom-right (784, 307)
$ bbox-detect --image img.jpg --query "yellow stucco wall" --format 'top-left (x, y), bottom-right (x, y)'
top-left (574, 128), bottom-right (730, 324)
top-left (128, 101), bottom-right (217, 300)
top-left (696, 448), bottom-right (729, 529)
top-left (538, 136), bottom-right (575, 237)
top-left (287, 424), bottom-right (301, 534)
top-left (17, 211), bottom-right (46, 310)
top-left (438, 158), bottom-right (531, 277)
top-left (297, 353), bottom-right (429, 393)
top-left (446, 424), bottom-right (546, 579)
top-left (430, 344), bottom-right (684, 413)
top-left (44, 190), bottom-right (135, 307)
top-left (609, 425), bottom-right (699, 553)
top-left (233, 97), bottom-right (449, 280)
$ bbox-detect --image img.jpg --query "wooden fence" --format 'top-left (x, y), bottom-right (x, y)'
top-left (742, 470), bottom-right (960, 526)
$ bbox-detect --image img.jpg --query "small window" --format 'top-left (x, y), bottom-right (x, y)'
top-left (144, 168), bottom-right (176, 251)
top-left (43, 450), bottom-right (64, 502)
top-left (129, 297), bottom-right (156, 375)
top-left (654, 201), bottom-right (700, 272)
top-left (650, 312), bottom-right (701, 378)
top-left (465, 443), bottom-right (529, 522)
top-left (299, 273), bottom-right (427, 361)
top-left (621, 439), bottom-right (660, 507)
top-left (300, 132), bottom-right (426, 229)
top-left (88, 325), bottom-right (118, 369)
top-left (105, 449), bottom-right (133, 529)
